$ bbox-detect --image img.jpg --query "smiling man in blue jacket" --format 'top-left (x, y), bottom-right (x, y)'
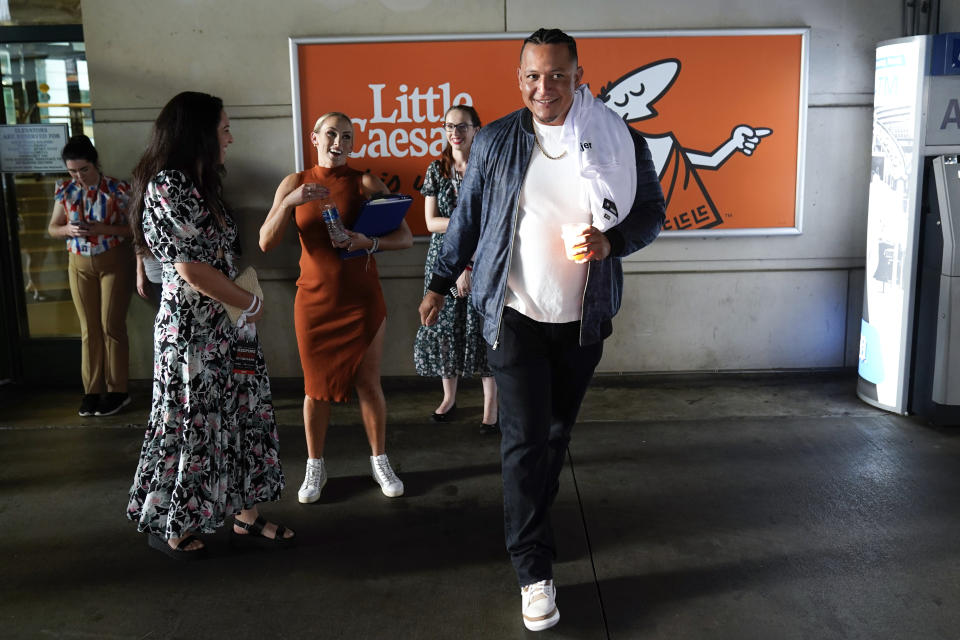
top-left (418, 27), bottom-right (665, 632)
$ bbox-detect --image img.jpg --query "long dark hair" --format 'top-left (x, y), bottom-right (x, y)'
top-left (61, 134), bottom-right (98, 165)
top-left (439, 104), bottom-right (481, 180)
top-left (130, 91), bottom-right (226, 252)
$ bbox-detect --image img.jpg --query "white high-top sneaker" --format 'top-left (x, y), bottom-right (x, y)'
top-left (521, 579), bottom-right (559, 631)
top-left (297, 458), bottom-right (327, 504)
top-left (370, 454), bottom-right (403, 497)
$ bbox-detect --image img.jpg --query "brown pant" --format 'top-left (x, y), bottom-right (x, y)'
top-left (68, 243), bottom-right (134, 394)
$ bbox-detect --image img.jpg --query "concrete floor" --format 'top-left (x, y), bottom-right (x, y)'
top-left (1, 371), bottom-right (959, 639)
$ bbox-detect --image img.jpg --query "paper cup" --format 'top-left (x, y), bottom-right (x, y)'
top-left (561, 222), bottom-right (591, 263)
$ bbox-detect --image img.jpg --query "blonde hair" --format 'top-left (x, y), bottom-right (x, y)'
top-left (313, 111), bottom-right (352, 133)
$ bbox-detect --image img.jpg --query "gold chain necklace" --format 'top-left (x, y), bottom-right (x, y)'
top-left (533, 130), bottom-right (567, 160)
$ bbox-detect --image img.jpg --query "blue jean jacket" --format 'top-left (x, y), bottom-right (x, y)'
top-left (427, 107), bottom-right (665, 348)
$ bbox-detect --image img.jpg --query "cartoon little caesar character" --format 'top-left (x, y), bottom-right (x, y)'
top-left (598, 59), bottom-right (772, 230)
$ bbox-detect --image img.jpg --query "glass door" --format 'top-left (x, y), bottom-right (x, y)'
top-left (0, 25), bottom-right (87, 382)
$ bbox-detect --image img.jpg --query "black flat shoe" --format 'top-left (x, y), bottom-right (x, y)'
top-left (479, 421), bottom-right (499, 435)
top-left (431, 403), bottom-right (457, 423)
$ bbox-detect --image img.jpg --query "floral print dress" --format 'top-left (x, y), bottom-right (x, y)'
top-left (126, 170), bottom-right (284, 540)
top-left (413, 160), bottom-right (491, 379)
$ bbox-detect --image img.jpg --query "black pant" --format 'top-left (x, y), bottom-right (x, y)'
top-left (487, 307), bottom-right (603, 587)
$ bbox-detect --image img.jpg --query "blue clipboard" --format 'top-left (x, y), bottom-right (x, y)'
top-left (340, 194), bottom-right (413, 259)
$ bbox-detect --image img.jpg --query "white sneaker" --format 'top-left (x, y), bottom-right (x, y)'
top-left (521, 579), bottom-right (559, 631)
top-left (370, 454), bottom-right (404, 497)
top-left (297, 458), bottom-right (327, 504)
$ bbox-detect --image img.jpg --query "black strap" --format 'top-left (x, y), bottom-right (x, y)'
top-left (175, 535), bottom-right (200, 551)
top-left (235, 515), bottom-right (266, 536)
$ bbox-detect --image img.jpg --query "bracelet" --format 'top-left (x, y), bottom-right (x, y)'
top-left (464, 264), bottom-right (472, 271)
top-left (237, 296), bottom-right (262, 329)
top-left (237, 294), bottom-right (261, 327)
top-left (366, 236), bottom-right (380, 255)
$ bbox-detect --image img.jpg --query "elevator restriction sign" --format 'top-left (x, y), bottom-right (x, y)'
top-left (0, 124), bottom-right (68, 173)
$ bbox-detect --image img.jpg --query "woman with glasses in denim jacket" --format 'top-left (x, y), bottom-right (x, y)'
top-left (413, 105), bottom-right (498, 434)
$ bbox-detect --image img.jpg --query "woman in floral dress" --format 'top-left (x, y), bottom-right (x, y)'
top-left (413, 105), bottom-right (499, 434)
top-left (126, 91), bottom-right (293, 558)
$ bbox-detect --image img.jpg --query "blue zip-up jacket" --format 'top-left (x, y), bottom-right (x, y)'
top-left (427, 107), bottom-right (665, 348)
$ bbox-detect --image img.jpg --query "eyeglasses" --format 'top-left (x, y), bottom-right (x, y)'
top-left (442, 123), bottom-right (475, 133)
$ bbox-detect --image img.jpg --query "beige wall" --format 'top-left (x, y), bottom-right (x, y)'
top-left (82, 0), bottom-right (932, 378)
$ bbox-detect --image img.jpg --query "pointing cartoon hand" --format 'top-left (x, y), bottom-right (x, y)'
top-left (731, 125), bottom-right (773, 156)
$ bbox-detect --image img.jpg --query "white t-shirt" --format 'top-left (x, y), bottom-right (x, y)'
top-left (504, 119), bottom-right (591, 323)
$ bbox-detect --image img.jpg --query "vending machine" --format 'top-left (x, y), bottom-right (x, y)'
top-left (858, 33), bottom-right (960, 423)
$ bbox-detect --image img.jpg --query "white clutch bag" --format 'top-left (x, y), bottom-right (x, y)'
top-left (223, 266), bottom-right (264, 324)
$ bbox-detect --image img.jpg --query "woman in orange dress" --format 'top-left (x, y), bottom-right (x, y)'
top-left (259, 112), bottom-right (413, 503)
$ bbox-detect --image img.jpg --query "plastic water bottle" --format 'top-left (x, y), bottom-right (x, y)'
top-left (321, 202), bottom-right (349, 246)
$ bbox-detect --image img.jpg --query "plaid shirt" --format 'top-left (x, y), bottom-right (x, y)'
top-left (54, 175), bottom-right (131, 256)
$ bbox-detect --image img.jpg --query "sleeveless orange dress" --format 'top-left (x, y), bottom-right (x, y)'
top-left (293, 165), bottom-right (386, 401)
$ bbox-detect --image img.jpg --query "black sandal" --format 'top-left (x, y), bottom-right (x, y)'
top-left (148, 532), bottom-right (207, 560)
top-left (233, 515), bottom-right (296, 548)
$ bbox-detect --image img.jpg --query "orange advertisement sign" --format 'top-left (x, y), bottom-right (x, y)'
top-left (291, 30), bottom-right (807, 236)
